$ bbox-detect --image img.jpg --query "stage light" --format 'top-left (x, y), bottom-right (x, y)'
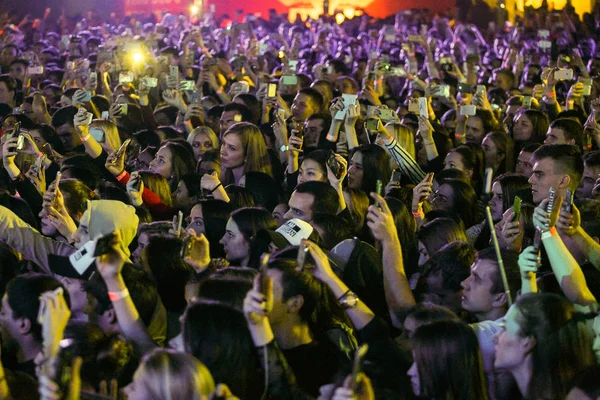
top-left (335, 13), bottom-right (345, 24)
top-left (343, 8), bottom-right (355, 19)
top-left (132, 52), bottom-right (144, 63)
top-left (190, 5), bottom-right (199, 14)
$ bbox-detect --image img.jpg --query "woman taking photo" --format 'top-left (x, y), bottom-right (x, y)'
top-left (220, 122), bottom-right (272, 185)
top-left (348, 144), bottom-right (392, 197)
top-left (494, 293), bottom-right (595, 399)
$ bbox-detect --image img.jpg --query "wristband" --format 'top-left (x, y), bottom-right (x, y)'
top-left (545, 91), bottom-right (556, 98)
top-left (80, 134), bottom-right (91, 142)
top-left (108, 288), bottom-right (130, 302)
top-left (216, 87), bottom-right (224, 94)
top-left (412, 210), bottom-right (424, 218)
top-left (116, 170), bottom-right (128, 181)
top-left (37, 152), bottom-right (44, 159)
top-left (541, 226), bottom-right (557, 240)
top-left (337, 289), bottom-right (351, 301)
top-left (211, 183), bottom-right (223, 193)
top-left (454, 133), bottom-right (466, 139)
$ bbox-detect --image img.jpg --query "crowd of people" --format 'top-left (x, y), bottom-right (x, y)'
top-left (0, 2), bottom-right (600, 399)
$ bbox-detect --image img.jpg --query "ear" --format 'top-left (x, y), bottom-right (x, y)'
top-left (286, 295), bottom-right (304, 314)
top-left (464, 168), bottom-right (474, 179)
top-left (492, 292), bottom-right (508, 308)
top-left (104, 308), bottom-right (117, 325)
top-left (18, 317), bottom-right (32, 335)
top-left (521, 335), bottom-right (536, 355)
top-left (558, 174), bottom-right (571, 190)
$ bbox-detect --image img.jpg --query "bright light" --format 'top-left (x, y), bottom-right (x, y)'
top-left (132, 52), bottom-right (144, 63)
top-left (500, 3), bottom-right (506, 7)
top-left (343, 8), bottom-right (355, 19)
top-left (335, 13), bottom-right (345, 24)
top-left (190, 5), bottom-right (199, 14)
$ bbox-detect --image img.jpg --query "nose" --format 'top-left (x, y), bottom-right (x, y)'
top-left (528, 174), bottom-right (535, 185)
top-left (460, 278), bottom-right (469, 290)
top-left (219, 233), bottom-right (226, 245)
top-left (283, 208), bottom-right (293, 220)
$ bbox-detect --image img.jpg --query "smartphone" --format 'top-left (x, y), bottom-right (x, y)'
top-left (484, 168), bottom-right (493, 194)
top-left (512, 196), bottom-right (522, 222)
top-left (176, 211), bottom-right (184, 235)
top-left (375, 180), bottom-right (383, 196)
top-left (169, 66), bottom-right (179, 88)
top-left (180, 80), bottom-right (195, 91)
top-left (418, 97), bottom-right (428, 118)
top-left (16, 135), bottom-right (25, 151)
top-left (88, 71), bottom-right (97, 87)
top-left (327, 151), bottom-right (342, 179)
top-left (408, 101), bottom-right (420, 113)
top-left (131, 173), bottom-right (143, 191)
top-left (579, 77), bottom-right (592, 96)
top-left (142, 76), bottom-right (158, 88)
top-left (296, 242), bottom-right (309, 272)
top-left (554, 68), bottom-right (573, 81)
top-left (288, 60), bottom-right (298, 72)
top-left (379, 109), bottom-right (394, 121)
top-left (10, 121), bottom-right (21, 139)
top-left (53, 172), bottom-right (62, 194)
top-left (522, 96), bottom-right (532, 108)
top-left (27, 65), bottom-right (44, 75)
top-left (547, 187), bottom-right (556, 213)
top-left (349, 344), bottom-right (369, 392)
top-left (432, 85), bottom-right (450, 98)
top-left (392, 169), bottom-right (402, 182)
top-left (365, 119), bottom-right (379, 131)
top-left (564, 189), bottom-right (574, 213)
top-left (408, 34), bottom-right (421, 42)
top-left (476, 85), bottom-right (486, 96)
top-left (281, 75), bottom-right (298, 85)
top-left (457, 83), bottom-right (474, 93)
top-left (538, 40), bottom-right (552, 50)
top-left (118, 71), bottom-right (134, 84)
top-left (537, 29), bottom-right (550, 38)
top-left (267, 83), bottom-right (277, 98)
top-left (101, 111), bottom-right (109, 120)
top-left (119, 103), bottom-right (129, 116)
top-left (335, 94), bottom-right (358, 120)
top-left (114, 138), bottom-right (132, 160)
top-left (93, 232), bottom-right (116, 257)
top-left (258, 253), bottom-right (270, 296)
top-left (181, 236), bottom-right (193, 259)
top-left (425, 172), bottom-right (434, 184)
top-left (460, 105), bottom-right (476, 116)
top-left (191, 90), bottom-right (201, 105)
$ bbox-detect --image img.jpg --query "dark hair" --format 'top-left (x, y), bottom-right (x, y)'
top-left (494, 173), bottom-right (531, 213)
top-left (514, 293), bottom-right (595, 399)
top-left (225, 185), bottom-right (256, 209)
top-left (438, 178), bottom-right (480, 228)
top-left (311, 213), bottom-right (353, 250)
top-left (51, 106), bottom-right (78, 128)
top-left (516, 109), bottom-right (549, 144)
top-left (433, 168), bottom-right (470, 185)
top-left (134, 129), bottom-right (162, 149)
top-left (223, 102), bottom-right (253, 123)
top-left (418, 217), bottom-right (467, 258)
top-left (145, 236), bottom-right (193, 313)
top-left (298, 87), bottom-right (324, 112)
top-left (305, 113), bottom-right (334, 151)
top-left (484, 132), bottom-right (514, 175)
top-left (96, 181), bottom-right (131, 204)
top-left (6, 273), bottom-right (70, 342)
top-left (350, 144), bottom-right (392, 195)
top-left (32, 123), bottom-right (65, 154)
top-left (230, 207), bottom-right (277, 243)
top-left (197, 277), bottom-right (253, 311)
top-left (0, 193), bottom-right (38, 230)
top-left (234, 94), bottom-right (261, 125)
top-left (583, 150), bottom-right (600, 168)
top-left (386, 197), bottom-right (419, 275)
top-left (59, 179), bottom-right (98, 218)
top-left (182, 301), bottom-right (263, 399)
top-left (571, 365), bottom-right (600, 398)
top-left (549, 118), bottom-right (584, 148)
top-left (0, 75), bottom-right (17, 102)
top-left (161, 141), bottom-right (197, 191)
top-left (475, 247), bottom-right (521, 299)
top-left (294, 181), bottom-right (339, 216)
top-left (411, 320), bottom-right (488, 400)
top-left (532, 144), bottom-right (584, 190)
top-left (421, 242), bottom-right (475, 293)
top-left (243, 172), bottom-right (280, 211)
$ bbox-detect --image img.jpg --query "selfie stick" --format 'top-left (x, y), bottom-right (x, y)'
top-left (485, 206), bottom-right (513, 307)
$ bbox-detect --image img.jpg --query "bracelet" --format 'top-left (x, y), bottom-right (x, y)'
top-left (541, 226), bottom-right (557, 240)
top-left (37, 152), bottom-right (44, 159)
top-left (454, 133), bottom-right (466, 139)
top-left (108, 288), bottom-right (130, 302)
top-left (80, 134), bottom-right (91, 142)
top-left (545, 91), bottom-right (556, 98)
top-left (116, 170), bottom-right (128, 181)
top-left (412, 210), bottom-right (424, 218)
top-left (210, 183), bottom-right (223, 193)
top-left (337, 289), bottom-right (351, 301)
top-left (422, 141), bottom-right (435, 146)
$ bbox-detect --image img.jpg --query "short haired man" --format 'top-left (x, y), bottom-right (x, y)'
top-left (285, 181), bottom-right (339, 223)
top-left (491, 68), bottom-right (515, 92)
top-left (0, 274), bottom-right (69, 377)
top-left (528, 144), bottom-right (583, 205)
top-left (577, 151), bottom-right (600, 200)
top-left (0, 74), bottom-right (17, 108)
top-left (291, 88), bottom-right (323, 125)
top-left (51, 106), bottom-right (82, 152)
top-left (544, 118), bottom-right (584, 148)
top-left (515, 143), bottom-right (540, 177)
top-left (219, 102), bottom-right (252, 138)
top-left (303, 112), bottom-right (332, 150)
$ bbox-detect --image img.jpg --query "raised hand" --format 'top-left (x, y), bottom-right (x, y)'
top-left (182, 230), bottom-right (211, 273)
top-left (366, 192), bottom-right (398, 244)
top-left (518, 246), bottom-right (540, 280)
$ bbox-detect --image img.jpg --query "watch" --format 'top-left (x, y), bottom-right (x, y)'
top-left (280, 144), bottom-right (289, 152)
top-left (339, 290), bottom-right (360, 309)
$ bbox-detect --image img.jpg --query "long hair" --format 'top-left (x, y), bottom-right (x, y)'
top-left (449, 144), bottom-right (485, 195)
top-left (418, 217), bottom-right (467, 258)
top-left (514, 293), bottom-right (595, 399)
top-left (517, 109), bottom-right (550, 144)
top-left (183, 301), bottom-right (263, 399)
top-left (496, 173), bottom-right (531, 213)
top-left (411, 320), bottom-right (489, 400)
top-left (187, 126), bottom-right (219, 161)
top-left (350, 144), bottom-right (392, 195)
top-left (230, 207), bottom-right (277, 243)
top-left (385, 122), bottom-right (416, 161)
top-left (222, 122), bottom-right (272, 185)
top-left (484, 131), bottom-right (514, 175)
top-left (161, 142), bottom-right (197, 191)
top-left (137, 349), bottom-right (215, 400)
top-left (139, 171), bottom-right (173, 207)
top-left (343, 188), bottom-right (370, 234)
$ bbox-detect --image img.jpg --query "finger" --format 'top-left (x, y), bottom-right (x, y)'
top-left (66, 357), bottom-right (82, 400)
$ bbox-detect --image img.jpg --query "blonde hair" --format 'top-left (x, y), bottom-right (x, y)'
top-left (91, 119), bottom-right (121, 152)
top-left (138, 349), bottom-right (215, 400)
top-left (385, 122), bottom-right (415, 165)
top-left (222, 122), bottom-right (272, 184)
top-left (187, 127), bottom-right (219, 155)
top-left (139, 171), bottom-right (173, 207)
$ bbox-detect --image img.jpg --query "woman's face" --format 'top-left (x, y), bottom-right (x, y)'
top-left (149, 146), bottom-right (173, 179)
top-left (347, 151), bottom-right (364, 190)
top-left (28, 128), bottom-right (47, 147)
top-left (488, 181), bottom-right (504, 221)
top-left (220, 133), bottom-right (245, 170)
top-left (493, 305), bottom-right (530, 370)
top-left (192, 132), bottom-right (215, 161)
top-left (124, 365), bottom-right (151, 400)
top-left (482, 136), bottom-right (503, 171)
top-left (172, 180), bottom-right (191, 209)
top-left (407, 358), bottom-right (420, 396)
top-left (513, 114), bottom-right (533, 142)
top-left (417, 240), bottom-right (429, 266)
top-left (186, 204), bottom-right (205, 234)
top-left (430, 183), bottom-right (455, 212)
top-left (298, 159), bottom-right (327, 185)
top-left (444, 151), bottom-right (466, 171)
top-left (219, 218), bottom-right (250, 264)
top-left (272, 203), bottom-right (289, 227)
top-left (58, 276), bottom-right (86, 315)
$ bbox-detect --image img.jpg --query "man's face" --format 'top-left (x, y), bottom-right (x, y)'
top-left (303, 118), bottom-right (324, 148)
top-left (544, 127), bottom-right (571, 145)
top-left (9, 63), bottom-right (26, 81)
top-left (0, 294), bottom-right (24, 348)
top-left (460, 259), bottom-right (498, 315)
top-left (55, 123), bottom-right (81, 152)
top-left (576, 163), bottom-right (600, 200)
top-left (291, 93), bottom-right (318, 123)
top-left (0, 82), bottom-right (14, 105)
top-left (466, 117), bottom-right (485, 144)
top-left (219, 110), bottom-right (241, 136)
top-left (284, 191), bottom-right (315, 222)
top-left (516, 151), bottom-right (534, 176)
top-left (422, 273), bottom-right (463, 313)
top-left (0, 47), bottom-right (17, 66)
top-left (493, 72), bottom-right (512, 91)
top-left (528, 157), bottom-right (564, 205)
